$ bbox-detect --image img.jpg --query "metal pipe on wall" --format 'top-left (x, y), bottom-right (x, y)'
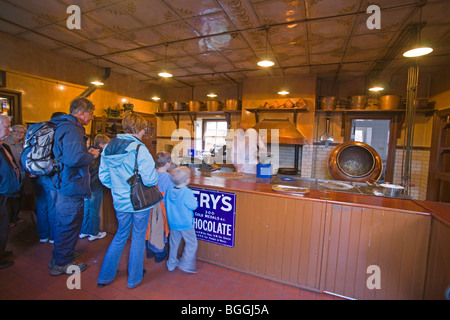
top-left (401, 61), bottom-right (419, 195)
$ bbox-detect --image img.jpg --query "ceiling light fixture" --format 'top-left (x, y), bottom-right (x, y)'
top-left (158, 43), bottom-right (173, 78)
top-left (91, 80), bottom-right (104, 86)
top-left (207, 93), bottom-right (217, 98)
top-left (91, 58), bottom-right (106, 86)
top-left (257, 27), bottom-right (275, 68)
top-left (403, 6), bottom-right (433, 58)
top-left (151, 96), bottom-right (161, 101)
top-left (369, 86), bottom-right (384, 92)
top-left (278, 68), bottom-right (289, 95)
top-left (403, 47), bottom-right (433, 58)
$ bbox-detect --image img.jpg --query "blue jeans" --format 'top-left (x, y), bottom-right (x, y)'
top-left (35, 178), bottom-right (56, 240)
top-left (81, 188), bottom-right (103, 236)
top-left (98, 208), bottom-right (151, 288)
top-left (52, 192), bottom-right (84, 266)
top-left (167, 227), bottom-right (198, 272)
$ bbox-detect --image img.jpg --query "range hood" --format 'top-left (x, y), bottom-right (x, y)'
top-left (253, 119), bottom-right (306, 145)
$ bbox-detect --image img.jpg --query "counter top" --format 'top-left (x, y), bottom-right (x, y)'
top-left (189, 169), bottom-right (431, 216)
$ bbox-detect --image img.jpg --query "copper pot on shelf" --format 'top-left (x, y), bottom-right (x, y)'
top-left (379, 95), bottom-right (401, 110)
top-left (173, 101), bottom-right (186, 111)
top-left (328, 141), bottom-right (383, 183)
top-left (206, 100), bottom-right (221, 111)
top-left (188, 101), bottom-right (202, 112)
top-left (224, 99), bottom-right (241, 110)
top-left (320, 96), bottom-right (337, 110)
top-left (349, 95), bottom-right (367, 110)
top-left (161, 102), bottom-right (172, 112)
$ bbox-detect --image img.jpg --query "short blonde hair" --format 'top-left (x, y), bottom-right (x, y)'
top-left (122, 111), bottom-right (147, 134)
top-left (155, 151), bottom-right (172, 169)
top-left (170, 166), bottom-right (191, 185)
top-left (93, 134), bottom-right (110, 147)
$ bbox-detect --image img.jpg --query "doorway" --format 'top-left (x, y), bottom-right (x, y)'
top-left (0, 89), bottom-right (22, 125)
top-left (344, 112), bottom-right (400, 183)
top-left (351, 119), bottom-right (390, 181)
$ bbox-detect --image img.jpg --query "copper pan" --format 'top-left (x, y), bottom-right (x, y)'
top-left (328, 141), bottom-right (382, 183)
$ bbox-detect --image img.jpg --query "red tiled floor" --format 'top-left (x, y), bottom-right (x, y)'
top-left (0, 210), bottom-right (345, 301)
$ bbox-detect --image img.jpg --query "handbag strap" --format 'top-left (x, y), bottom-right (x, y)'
top-left (134, 144), bottom-right (141, 174)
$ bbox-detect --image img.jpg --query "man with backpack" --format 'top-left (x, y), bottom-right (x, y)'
top-left (46, 98), bottom-right (98, 276)
top-left (0, 114), bottom-right (21, 270)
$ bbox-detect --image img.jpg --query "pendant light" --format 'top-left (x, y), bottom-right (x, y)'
top-left (91, 58), bottom-right (105, 86)
top-left (207, 73), bottom-right (218, 98)
top-left (403, 5), bottom-right (433, 58)
top-left (158, 44), bottom-right (173, 78)
top-left (257, 27), bottom-right (275, 67)
top-left (277, 68), bottom-right (289, 95)
top-left (369, 86), bottom-right (384, 92)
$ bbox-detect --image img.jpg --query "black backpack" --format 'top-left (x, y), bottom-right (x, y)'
top-left (21, 121), bottom-right (60, 176)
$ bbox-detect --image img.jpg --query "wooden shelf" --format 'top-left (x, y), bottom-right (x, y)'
top-left (315, 108), bottom-right (436, 116)
top-left (156, 110), bottom-right (241, 128)
top-left (245, 108), bottom-right (308, 125)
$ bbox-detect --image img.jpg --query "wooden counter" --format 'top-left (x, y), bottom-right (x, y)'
top-left (100, 172), bottom-right (449, 300)
top-left (189, 174), bottom-right (440, 300)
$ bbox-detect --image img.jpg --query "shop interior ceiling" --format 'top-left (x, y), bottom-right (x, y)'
top-left (0, 0), bottom-right (449, 89)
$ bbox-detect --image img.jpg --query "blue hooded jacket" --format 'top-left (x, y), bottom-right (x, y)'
top-left (49, 114), bottom-right (94, 197)
top-left (0, 144), bottom-right (21, 197)
top-left (164, 186), bottom-right (198, 231)
top-left (99, 134), bottom-right (158, 212)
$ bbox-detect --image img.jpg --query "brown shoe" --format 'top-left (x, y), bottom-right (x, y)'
top-left (0, 260), bottom-right (14, 270)
top-left (50, 262), bottom-right (87, 276)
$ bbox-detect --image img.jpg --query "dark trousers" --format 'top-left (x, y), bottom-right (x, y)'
top-left (52, 192), bottom-right (84, 266)
top-left (0, 194), bottom-right (12, 258)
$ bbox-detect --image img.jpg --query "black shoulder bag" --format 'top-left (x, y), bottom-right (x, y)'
top-left (127, 144), bottom-right (163, 210)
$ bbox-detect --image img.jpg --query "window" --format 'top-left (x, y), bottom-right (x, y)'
top-left (202, 119), bottom-right (228, 154)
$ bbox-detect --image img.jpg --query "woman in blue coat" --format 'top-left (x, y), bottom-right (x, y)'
top-left (97, 112), bottom-right (157, 289)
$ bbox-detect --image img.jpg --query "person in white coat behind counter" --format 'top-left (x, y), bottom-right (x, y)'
top-left (232, 121), bottom-right (267, 174)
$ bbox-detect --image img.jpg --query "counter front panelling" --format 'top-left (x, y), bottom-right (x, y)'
top-left (190, 174), bottom-right (433, 300)
top-left (321, 204), bottom-right (430, 300)
top-left (196, 191), bottom-right (326, 291)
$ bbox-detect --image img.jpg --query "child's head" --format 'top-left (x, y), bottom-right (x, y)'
top-left (170, 166), bottom-right (191, 186)
top-left (93, 134), bottom-right (110, 149)
top-left (155, 151), bottom-right (172, 169)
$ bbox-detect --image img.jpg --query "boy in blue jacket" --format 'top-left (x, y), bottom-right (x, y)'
top-left (164, 166), bottom-right (198, 273)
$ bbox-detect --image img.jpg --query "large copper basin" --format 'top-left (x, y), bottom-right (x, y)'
top-left (328, 141), bottom-right (382, 182)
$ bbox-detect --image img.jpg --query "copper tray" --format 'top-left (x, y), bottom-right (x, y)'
top-left (272, 185), bottom-right (310, 195)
